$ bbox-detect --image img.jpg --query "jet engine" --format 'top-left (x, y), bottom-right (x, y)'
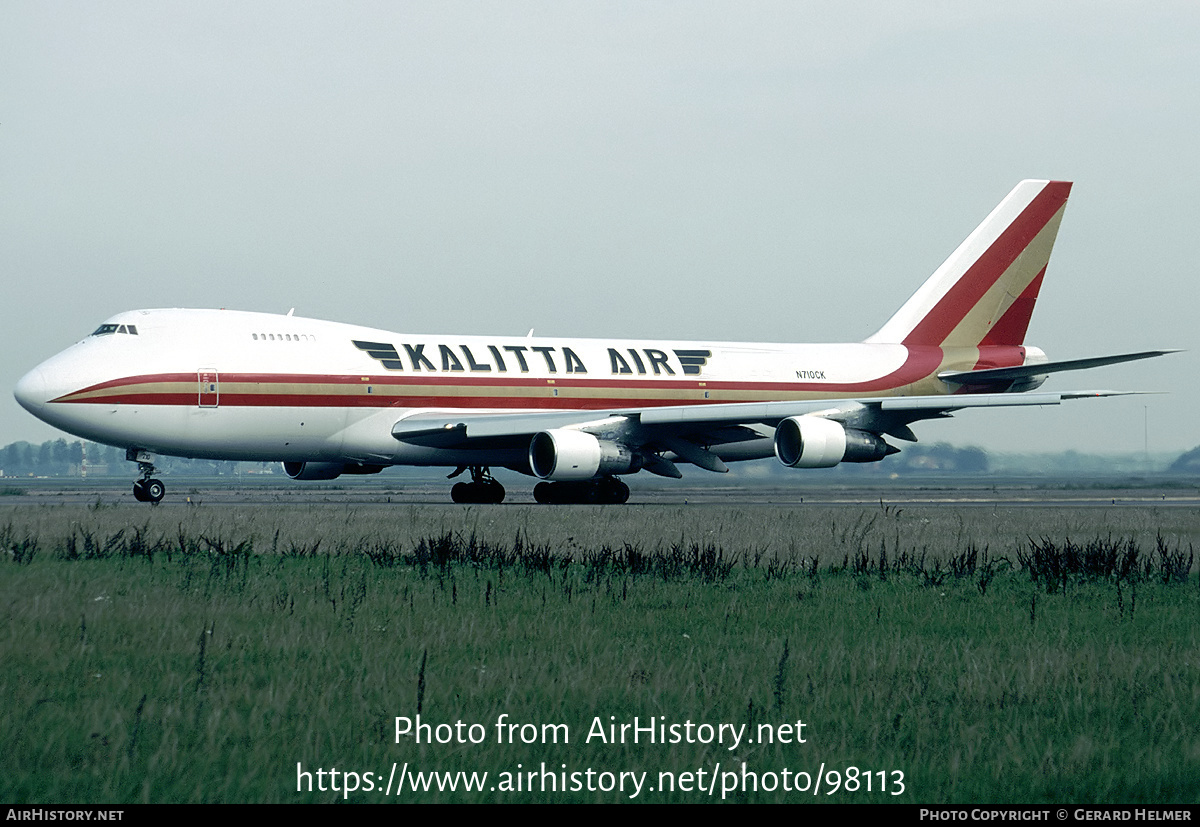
top-left (529, 430), bottom-right (640, 480)
top-left (282, 461), bottom-right (384, 480)
top-left (773, 416), bottom-right (894, 468)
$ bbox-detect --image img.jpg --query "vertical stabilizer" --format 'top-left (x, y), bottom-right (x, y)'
top-left (866, 180), bottom-right (1072, 348)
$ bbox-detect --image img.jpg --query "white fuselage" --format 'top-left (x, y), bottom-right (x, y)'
top-left (14, 307), bottom-right (1007, 467)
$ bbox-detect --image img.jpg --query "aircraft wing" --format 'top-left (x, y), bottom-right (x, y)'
top-left (390, 389), bottom-right (1141, 475)
top-left (392, 390), bottom-right (1138, 441)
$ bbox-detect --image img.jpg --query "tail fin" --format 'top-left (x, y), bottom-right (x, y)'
top-left (866, 180), bottom-right (1072, 348)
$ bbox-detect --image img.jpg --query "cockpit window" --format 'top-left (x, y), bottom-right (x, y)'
top-left (90, 323), bottom-right (139, 336)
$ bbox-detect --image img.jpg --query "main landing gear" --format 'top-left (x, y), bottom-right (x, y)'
top-left (127, 448), bottom-right (166, 504)
top-left (448, 466), bottom-right (506, 504)
top-left (444, 467), bottom-right (631, 505)
top-left (534, 476), bottom-right (630, 505)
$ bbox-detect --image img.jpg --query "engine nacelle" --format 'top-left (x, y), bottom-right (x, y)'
top-left (529, 430), bottom-right (640, 480)
top-left (282, 461), bottom-right (384, 480)
top-left (774, 416), bottom-right (894, 468)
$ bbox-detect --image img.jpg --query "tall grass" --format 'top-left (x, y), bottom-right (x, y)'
top-left (1, 503), bottom-right (1198, 803)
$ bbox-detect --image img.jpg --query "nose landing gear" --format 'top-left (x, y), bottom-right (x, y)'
top-left (127, 448), bottom-right (166, 504)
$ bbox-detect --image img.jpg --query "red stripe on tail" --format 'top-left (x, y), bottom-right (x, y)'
top-left (901, 181), bottom-right (1071, 347)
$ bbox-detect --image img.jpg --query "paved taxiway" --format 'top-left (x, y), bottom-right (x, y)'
top-left (2, 477), bottom-right (1197, 508)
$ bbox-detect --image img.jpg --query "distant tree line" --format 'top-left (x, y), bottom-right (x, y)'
top-left (776, 442), bottom-right (990, 476)
top-left (0, 439), bottom-right (265, 477)
top-left (2, 439), bottom-right (85, 477)
top-left (4, 437), bottom-right (1200, 479)
top-left (878, 443), bottom-right (989, 474)
top-left (1169, 446), bottom-right (1200, 474)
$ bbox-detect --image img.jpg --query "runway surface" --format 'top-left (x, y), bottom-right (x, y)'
top-left (2, 475), bottom-right (1197, 508)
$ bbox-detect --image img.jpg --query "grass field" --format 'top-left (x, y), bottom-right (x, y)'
top-left (2, 499), bottom-right (1198, 803)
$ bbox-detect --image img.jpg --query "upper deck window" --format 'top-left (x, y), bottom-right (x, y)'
top-left (253, 331), bottom-right (314, 342)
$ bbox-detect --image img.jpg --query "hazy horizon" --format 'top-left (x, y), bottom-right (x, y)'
top-left (3, 2), bottom-right (1196, 456)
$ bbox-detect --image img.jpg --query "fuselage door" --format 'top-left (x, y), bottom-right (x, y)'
top-left (198, 370), bottom-right (219, 408)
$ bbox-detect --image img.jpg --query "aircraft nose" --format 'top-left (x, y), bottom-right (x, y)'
top-left (13, 366), bottom-right (48, 415)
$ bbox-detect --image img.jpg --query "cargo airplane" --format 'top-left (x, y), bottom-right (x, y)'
top-left (14, 180), bottom-right (1171, 504)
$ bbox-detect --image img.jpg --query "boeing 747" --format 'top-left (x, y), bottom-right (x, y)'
top-left (13, 180), bottom-right (1171, 503)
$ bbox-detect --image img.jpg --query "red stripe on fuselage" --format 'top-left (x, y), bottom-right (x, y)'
top-left (50, 347), bottom-right (947, 408)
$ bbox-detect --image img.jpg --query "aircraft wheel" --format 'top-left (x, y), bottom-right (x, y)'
top-left (145, 479), bottom-right (166, 504)
top-left (132, 480), bottom-right (148, 502)
top-left (485, 480), bottom-right (505, 504)
top-left (600, 478), bottom-right (630, 505)
top-left (534, 482), bottom-right (554, 504)
top-left (451, 481), bottom-right (505, 504)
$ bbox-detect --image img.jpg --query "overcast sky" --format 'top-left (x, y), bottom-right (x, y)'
top-left (2, 1), bottom-right (1196, 456)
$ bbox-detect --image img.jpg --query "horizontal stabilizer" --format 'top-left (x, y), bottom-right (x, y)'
top-left (939, 350), bottom-right (1178, 386)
